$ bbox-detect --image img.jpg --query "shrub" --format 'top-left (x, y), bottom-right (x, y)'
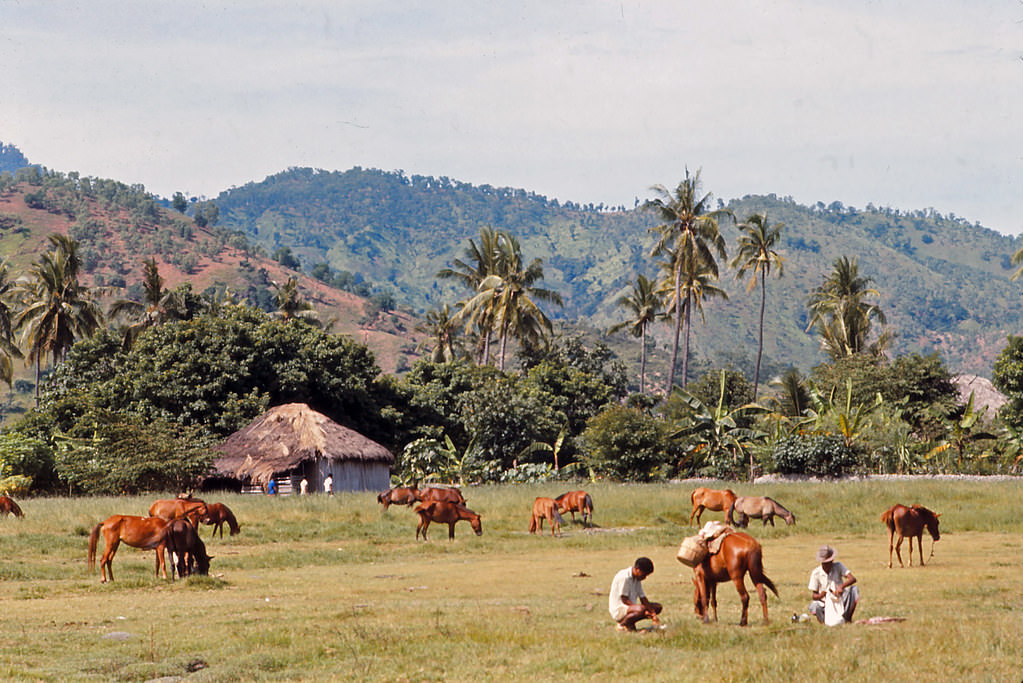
top-left (770, 433), bottom-right (860, 477)
top-left (579, 406), bottom-right (676, 481)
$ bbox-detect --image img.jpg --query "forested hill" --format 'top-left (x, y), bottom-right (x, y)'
top-left (216, 167), bottom-right (1023, 377)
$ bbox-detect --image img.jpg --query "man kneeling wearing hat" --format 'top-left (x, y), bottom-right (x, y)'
top-left (807, 544), bottom-right (859, 625)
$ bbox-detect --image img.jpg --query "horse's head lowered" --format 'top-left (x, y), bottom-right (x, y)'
top-left (914, 504), bottom-right (941, 540)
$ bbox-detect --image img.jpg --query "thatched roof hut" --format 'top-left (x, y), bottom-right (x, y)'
top-left (208, 403), bottom-right (393, 493)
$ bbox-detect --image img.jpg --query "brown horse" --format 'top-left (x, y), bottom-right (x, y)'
top-left (164, 518), bottom-right (212, 579)
top-left (881, 503), bottom-right (941, 568)
top-left (555, 490), bottom-right (593, 527)
top-left (88, 515), bottom-right (171, 583)
top-left (689, 487), bottom-right (738, 525)
top-left (414, 501), bottom-right (482, 540)
top-left (419, 486), bottom-right (466, 505)
top-left (0, 495), bottom-right (24, 518)
top-left (201, 502), bottom-right (241, 538)
top-left (689, 531), bottom-right (778, 626)
top-left (728, 496), bottom-right (796, 527)
top-left (377, 486), bottom-right (421, 509)
top-left (149, 498), bottom-right (208, 526)
top-left (529, 497), bottom-right (565, 537)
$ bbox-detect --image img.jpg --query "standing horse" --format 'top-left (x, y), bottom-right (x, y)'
top-left (414, 501), bottom-right (482, 540)
top-left (377, 486), bottom-right (421, 509)
top-left (149, 498), bottom-right (208, 526)
top-left (689, 487), bottom-right (738, 526)
top-left (0, 495), bottom-right (24, 518)
top-left (419, 486), bottom-right (466, 505)
top-left (201, 502), bottom-right (241, 538)
top-left (689, 531), bottom-right (778, 626)
top-left (529, 497), bottom-right (565, 537)
top-left (728, 496), bottom-right (796, 527)
top-left (555, 490), bottom-right (593, 527)
top-left (881, 503), bottom-right (941, 568)
top-left (88, 515), bottom-right (171, 583)
top-left (164, 518), bottom-right (212, 579)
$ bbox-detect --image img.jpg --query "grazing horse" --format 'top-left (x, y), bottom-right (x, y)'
top-left (0, 495), bottom-right (24, 518)
top-left (149, 498), bottom-right (208, 526)
top-left (201, 502), bottom-right (241, 538)
top-left (414, 501), bottom-right (482, 541)
top-left (881, 503), bottom-right (941, 568)
top-left (164, 518), bottom-right (212, 579)
top-left (419, 486), bottom-right (466, 505)
top-left (88, 515), bottom-right (171, 583)
top-left (689, 487), bottom-right (738, 526)
top-left (728, 496), bottom-right (796, 527)
top-left (555, 490), bottom-right (594, 527)
top-left (689, 531), bottom-right (778, 626)
top-left (377, 486), bottom-right (421, 509)
top-left (529, 497), bottom-right (565, 537)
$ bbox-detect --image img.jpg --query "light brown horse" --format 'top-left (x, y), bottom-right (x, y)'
top-left (149, 498), bottom-right (208, 526)
top-left (414, 501), bottom-right (482, 541)
top-left (881, 503), bottom-right (941, 568)
top-left (419, 486), bottom-right (466, 505)
top-left (0, 495), bottom-right (24, 518)
top-left (377, 486), bottom-right (421, 509)
top-left (529, 497), bottom-right (565, 537)
top-left (555, 490), bottom-right (593, 527)
top-left (201, 502), bottom-right (241, 538)
top-left (689, 531), bottom-right (778, 626)
top-left (728, 496), bottom-right (796, 527)
top-left (689, 487), bottom-right (738, 526)
top-left (88, 515), bottom-right (171, 583)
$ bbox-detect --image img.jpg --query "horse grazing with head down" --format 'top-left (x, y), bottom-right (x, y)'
top-left (728, 496), bottom-right (795, 527)
top-left (529, 497), bottom-right (565, 537)
top-left (881, 503), bottom-right (940, 568)
top-left (149, 498), bottom-right (208, 526)
top-left (0, 495), bottom-right (24, 518)
top-left (414, 501), bottom-right (482, 541)
top-left (689, 487), bottom-right (738, 526)
top-left (555, 490), bottom-right (593, 527)
top-left (377, 486), bottom-right (421, 509)
top-left (688, 531), bottom-right (778, 626)
top-left (201, 502), bottom-right (240, 538)
top-left (88, 515), bottom-right (171, 583)
top-left (164, 518), bottom-right (212, 579)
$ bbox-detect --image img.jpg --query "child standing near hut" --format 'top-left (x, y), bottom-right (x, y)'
top-left (324, 474), bottom-right (334, 496)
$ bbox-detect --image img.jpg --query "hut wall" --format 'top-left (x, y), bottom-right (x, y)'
top-left (312, 458), bottom-right (390, 493)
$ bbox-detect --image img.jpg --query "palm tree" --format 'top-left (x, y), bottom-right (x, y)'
top-left (807, 256), bottom-right (889, 359)
top-left (415, 304), bottom-right (463, 362)
top-left (0, 261), bottom-right (23, 387)
top-left (108, 258), bottom-right (184, 349)
top-left (13, 234), bottom-right (104, 398)
top-left (730, 212), bottom-right (785, 399)
top-left (271, 277), bottom-right (317, 323)
top-left (608, 274), bottom-right (662, 393)
top-left (645, 168), bottom-right (729, 392)
top-left (439, 227), bottom-right (502, 364)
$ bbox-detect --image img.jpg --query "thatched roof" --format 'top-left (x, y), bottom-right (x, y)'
top-left (212, 403), bottom-right (393, 483)
top-left (953, 374), bottom-right (1007, 419)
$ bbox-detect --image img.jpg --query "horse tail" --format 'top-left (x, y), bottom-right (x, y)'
top-left (528, 514), bottom-right (537, 533)
top-left (87, 522), bottom-right (102, 571)
top-left (553, 507), bottom-right (565, 526)
top-left (880, 507), bottom-right (895, 531)
top-left (727, 500), bottom-right (737, 526)
top-left (584, 493), bottom-right (593, 514)
top-left (748, 546), bottom-right (779, 597)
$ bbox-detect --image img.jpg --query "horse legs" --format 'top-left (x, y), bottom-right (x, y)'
top-left (765, 515), bottom-right (775, 527)
top-left (894, 534), bottom-right (906, 567)
top-left (733, 577), bottom-right (751, 626)
top-left (887, 529), bottom-right (895, 568)
top-left (100, 538), bottom-right (120, 583)
top-left (916, 534), bottom-right (925, 566)
top-left (448, 522), bottom-right (456, 540)
top-left (416, 517), bottom-right (429, 541)
top-left (155, 542), bottom-right (167, 580)
top-left (690, 506), bottom-right (703, 526)
top-left (754, 582), bottom-right (770, 624)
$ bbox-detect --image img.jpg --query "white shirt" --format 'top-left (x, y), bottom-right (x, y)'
top-left (608, 567), bottom-right (645, 619)
top-left (808, 561), bottom-right (851, 595)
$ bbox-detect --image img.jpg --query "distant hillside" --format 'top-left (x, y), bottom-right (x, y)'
top-left (215, 167), bottom-right (1023, 378)
top-left (0, 170), bottom-right (420, 379)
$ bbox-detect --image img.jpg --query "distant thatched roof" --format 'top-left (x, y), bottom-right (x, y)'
top-left (953, 375), bottom-right (1007, 419)
top-left (212, 403), bottom-right (393, 484)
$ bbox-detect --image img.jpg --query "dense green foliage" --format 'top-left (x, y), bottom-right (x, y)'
top-left (770, 433), bottom-right (860, 477)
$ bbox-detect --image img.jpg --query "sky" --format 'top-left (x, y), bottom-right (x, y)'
top-left (3, 1), bottom-right (1023, 233)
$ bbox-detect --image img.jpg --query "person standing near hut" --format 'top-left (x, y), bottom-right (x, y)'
top-left (324, 474), bottom-right (334, 496)
top-left (267, 479), bottom-right (277, 495)
top-left (300, 477), bottom-right (308, 495)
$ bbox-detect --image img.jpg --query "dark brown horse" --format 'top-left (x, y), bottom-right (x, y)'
top-left (414, 501), bottom-right (482, 540)
top-left (149, 498), bottom-right (208, 526)
top-left (689, 531), bottom-right (778, 626)
top-left (0, 495), bottom-right (24, 518)
top-left (689, 487), bottom-right (738, 525)
top-left (881, 503), bottom-right (941, 568)
top-left (164, 518), bottom-right (212, 579)
top-left (88, 515), bottom-right (171, 583)
top-left (201, 502), bottom-right (241, 538)
top-left (529, 497), bottom-right (565, 537)
top-left (728, 496), bottom-right (796, 527)
top-left (377, 486), bottom-right (421, 509)
top-left (419, 486), bottom-right (466, 505)
top-left (555, 490), bottom-right (593, 527)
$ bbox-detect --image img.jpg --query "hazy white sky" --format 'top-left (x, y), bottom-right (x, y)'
top-left (4, 1), bottom-right (1023, 232)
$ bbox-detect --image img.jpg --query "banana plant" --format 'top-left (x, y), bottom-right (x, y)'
top-left (805, 377), bottom-right (882, 449)
top-left (925, 392), bottom-right (997, 469)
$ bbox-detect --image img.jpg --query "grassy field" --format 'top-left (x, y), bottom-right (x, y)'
top-left (0, 479), bottom-right (1020, 682)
